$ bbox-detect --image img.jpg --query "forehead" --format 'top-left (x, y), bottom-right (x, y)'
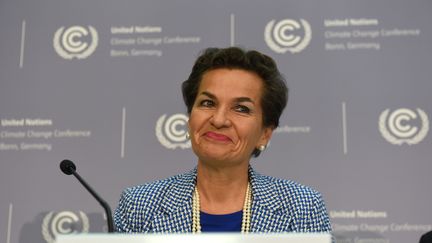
top-left (198, 68), bottom-right (264, 99)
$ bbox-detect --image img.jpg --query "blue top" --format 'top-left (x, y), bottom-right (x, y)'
top-left (200, 210), bottom-right (243, 232)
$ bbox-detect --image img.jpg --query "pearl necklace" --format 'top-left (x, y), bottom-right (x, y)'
top-left (192, 183), bottom-right (252, 233)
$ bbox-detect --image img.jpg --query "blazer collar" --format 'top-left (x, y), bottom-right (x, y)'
top-left (249, 167), bottom-right (293, 232)
top-left (151, 169), bottom-right (196, 232)
top-left (153, 166), bottom-right (292, 232)
top-left (156, 166), bottom-right (285, 211)
top-left (159, 168), bottom-right (196, 213)
top-left (249, 166), bottom-right (282, 211)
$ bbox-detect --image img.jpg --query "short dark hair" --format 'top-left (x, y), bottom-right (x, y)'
top-left (182, 47), bottom-right (288, 157)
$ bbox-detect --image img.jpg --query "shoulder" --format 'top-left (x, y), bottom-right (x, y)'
top-left (251, 169), bottom-right (331, 232)
top-left (120, 175), bottom-right (179, 207)
top-left (253, 171), bottom-right (325, 208)
top-left (114, 169), bottom-right (196, 232)
top-left (272, 176), bottom-right (322, 201)
top-left (118, 169), bottom-right (194, 211)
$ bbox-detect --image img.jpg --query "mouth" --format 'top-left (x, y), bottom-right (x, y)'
top-left (204, 131), bottom-right (232, 142)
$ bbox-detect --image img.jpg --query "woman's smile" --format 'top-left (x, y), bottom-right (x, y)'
top-left (204, 131), bottom-right (232, 142)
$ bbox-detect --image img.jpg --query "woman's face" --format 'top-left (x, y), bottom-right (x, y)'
top-left (188, 68), bottom-right (273, 167)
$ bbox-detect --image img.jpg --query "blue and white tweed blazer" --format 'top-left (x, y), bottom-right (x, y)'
top-left (114, 167), bottom-right (332, 233)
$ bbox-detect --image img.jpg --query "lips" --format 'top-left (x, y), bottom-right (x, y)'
top-left (204, 131), bottom-right (231, 142)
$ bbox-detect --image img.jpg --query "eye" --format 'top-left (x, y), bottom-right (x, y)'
top-left (199, 99), bottom-right (215, 107)
top-left (234, 105), bottom-right (251, 114)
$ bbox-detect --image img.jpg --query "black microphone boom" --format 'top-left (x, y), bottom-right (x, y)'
top-left (59, 159), bottom-right (115, 233)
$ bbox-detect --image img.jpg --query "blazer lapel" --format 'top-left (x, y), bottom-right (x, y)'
top-left (249, 168), bottom-right (293, 232)
top-left (151, 169), bottom-right (196, 233)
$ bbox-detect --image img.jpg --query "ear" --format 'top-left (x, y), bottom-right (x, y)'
top-left (258, 126), bottom-right (274, 147)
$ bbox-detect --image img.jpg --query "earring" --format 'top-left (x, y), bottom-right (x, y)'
top-left (258, 144), bottom-right (266, 152)
top-left (185, 131), bottom-right (190, 140)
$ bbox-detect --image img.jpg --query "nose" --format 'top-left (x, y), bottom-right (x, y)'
top-left (210, 106), bottom-right (231, 128)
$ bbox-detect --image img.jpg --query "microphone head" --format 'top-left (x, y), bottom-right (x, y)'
top-left (60, 159), bottom-right (76, 175)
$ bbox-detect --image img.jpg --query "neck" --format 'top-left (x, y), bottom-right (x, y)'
top-left (196, 162), bottom-right (249, 214)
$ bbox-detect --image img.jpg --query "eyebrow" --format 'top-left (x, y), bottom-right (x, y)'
top-left (199, 91), bottom-right (255, 104)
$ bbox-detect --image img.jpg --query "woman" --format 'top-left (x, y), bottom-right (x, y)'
top-left (114, 47), bottom-right (332, 233)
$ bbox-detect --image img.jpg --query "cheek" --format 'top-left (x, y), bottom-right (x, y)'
top-left (188, 117), bottom-right (197, 134)
top-left (188, 111), bottom-right (205, 134)
top-left (238, 123), bottom-right (262, 142)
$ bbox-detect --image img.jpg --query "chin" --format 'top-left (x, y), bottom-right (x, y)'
top-left (192, 142), bottom-right (237, 161)
top-left (197, 149), bottom-right (233, 162)
top-left (202, 149), bottom-right (230, 159)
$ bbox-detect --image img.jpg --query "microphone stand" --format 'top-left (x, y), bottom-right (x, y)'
top-left (70, 170), bottom-right (115, 233)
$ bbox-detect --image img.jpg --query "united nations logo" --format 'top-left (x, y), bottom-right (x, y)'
top-left (265, 19), bottom-right (312, 54)
top-left (42, 211), bottom-right (89, 243)
top-left (379, 108), bottom-right (429, 145)
top-left (156, 113), bottom-right (191, 149)
top-left (53, 25), bottom-right (98, 59)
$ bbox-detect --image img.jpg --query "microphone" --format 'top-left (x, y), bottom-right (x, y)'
top-left (59, 159), bottom-right (115, 233)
